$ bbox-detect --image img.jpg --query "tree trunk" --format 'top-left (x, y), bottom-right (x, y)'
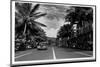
top-left (23, 23), bottom-right (27, 36)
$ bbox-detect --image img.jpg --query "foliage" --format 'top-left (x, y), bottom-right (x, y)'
top-left (56, 7), bottom-right (93, 50)
top-left (57, 24), bottom-right (72, 38)
top-left (15, 2), bottom-right (47, 51)
top-left (65, 7), bottom-right (93, 26)
top-left (15, 2), bottom-right (47, 37)
top-left (57, 6), bottom-right (93, 39)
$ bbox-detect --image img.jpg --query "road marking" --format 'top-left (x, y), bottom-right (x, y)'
top-left (15, 49), bottom-right (33, 56)
top-left (75, 52), bottom-right (92, 57)
top-left (52, 47), bottom-right (56, 60)
top-left (15, 52), bottom-right (32, 59)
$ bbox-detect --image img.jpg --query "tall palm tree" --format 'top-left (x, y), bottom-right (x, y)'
top-left (15, 2), bottom-right (47, 37)
top-left (65, 7), bottom-right (93, 26)
top-left (64, 7), bottom-right (93, 50)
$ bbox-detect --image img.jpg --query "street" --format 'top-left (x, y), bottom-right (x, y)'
top-left (15, 45), bottom-right (93, 61)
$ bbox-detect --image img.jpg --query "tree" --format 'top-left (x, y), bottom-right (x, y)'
top-left (57, 24), bottom-right (72, 38)
top-left (65, 7), bottom-right (93, 26)
top-left (64, 7), bottom-right (93, 38)
top-left (15, 3), bottom-right (47, 51)
top-left (57, 24), bottom-right (72, 47)
top-left (15, 2), bottom-right (47, 38)
top-left (64, 7), bottom-right (93, 50)
top-left (56, 7), bottom-right (93, 49)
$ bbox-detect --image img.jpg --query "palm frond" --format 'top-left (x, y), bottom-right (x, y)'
top-left (30, 13), bottom-right (46, 20)
top-left (15, 2), bottom-right (25, 16)
top-left (34, 13), bottom-right (47, 18)
top-left (21, 3), bottom-right (32, 15)
top-left (15, 12), bottom-right (22, 19)
top-left (30, 4), bottom-right (40, 15)
top-left (15, 12), bottom-right (24, 28)
top-left (29, 12), bottom-right (41, 17)
top-left (15, 3), bottom-right (47, 37)
top-left (30, 20), bottom-right (47, 27)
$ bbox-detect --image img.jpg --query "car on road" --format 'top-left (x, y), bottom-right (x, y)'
top-left (37, 42), bottom-right (48, 50)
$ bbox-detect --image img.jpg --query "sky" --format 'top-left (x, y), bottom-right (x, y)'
top-left (35, 3), bottom-right (71, 38)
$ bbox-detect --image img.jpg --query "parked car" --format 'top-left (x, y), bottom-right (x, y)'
top-left (37, 42), bottom-right (48, 50)
top-left (26, 40), bottom-right (37, 49)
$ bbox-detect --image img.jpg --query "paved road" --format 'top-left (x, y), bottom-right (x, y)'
top-left (15, 46), bottom-right (93, 61)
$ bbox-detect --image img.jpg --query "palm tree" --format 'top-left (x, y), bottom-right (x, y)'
top-left (57, 24), bottom-right (72, 38)
top-left (15, 2), bottom-right (47, 37)
top-left (64, 7), bottom-right (93, 50)
top-left (65, 7), bottom-right (93, 27)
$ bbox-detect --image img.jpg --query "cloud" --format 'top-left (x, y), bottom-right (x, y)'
top-left (35, 4), bottom-right (71, 37)
top-left (43, 28), bottom-right (59, 37)
top-left (40, 19), bottom-right (65, 37)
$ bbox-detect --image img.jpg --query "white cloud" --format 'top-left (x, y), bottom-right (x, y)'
top-left (36, 16), bottom-right (65, 38)
top-left (34, 4), bottom-right (71, 38)
top-left (43, 28), bottom-right (59, 38)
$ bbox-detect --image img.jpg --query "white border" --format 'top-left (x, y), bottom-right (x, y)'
top-left (11, 1), bottom-right (96, 66)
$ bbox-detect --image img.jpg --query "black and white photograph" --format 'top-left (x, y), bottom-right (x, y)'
top-left (11, 0), bottom-right (96, 66)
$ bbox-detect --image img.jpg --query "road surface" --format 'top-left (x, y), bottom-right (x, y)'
top-left (15, 46), bottom-right (93, 61)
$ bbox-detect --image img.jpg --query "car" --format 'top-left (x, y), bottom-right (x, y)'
top-left (37, 42), bottom-right (48, 50)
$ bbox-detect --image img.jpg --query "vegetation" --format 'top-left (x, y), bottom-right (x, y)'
top-left (65, 7), bottom-right (93, 25)
top-left (57, 7), bottom-right (93, 50)
top-left (15, 2), bottom-right (47, 51)
top-left (57, 24), bottom-right (72, 38)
